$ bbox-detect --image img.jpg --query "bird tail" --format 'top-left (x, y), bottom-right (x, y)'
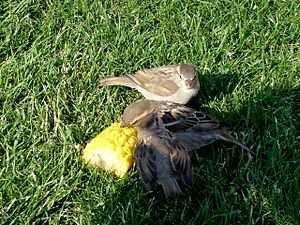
top-left (100, 76), bottom-right (137, 88)
top-left (160, 178), bottom-right (183, 200)
top-left (216, 129), bottom-right (251, 152)
top-left (177, 129), bottom-right (254, 165)
top-left (216, 129), bottom-right (255, 166)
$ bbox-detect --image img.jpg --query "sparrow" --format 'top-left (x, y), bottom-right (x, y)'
top-left (122, 99), bottom-right (253, 158)
top-left (121, 109), bottom-right (193, 199)
top-left (100, 64), bottom-right (200, 104)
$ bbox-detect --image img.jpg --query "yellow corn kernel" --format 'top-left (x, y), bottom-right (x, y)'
top-left (82, 123), bottom-right (137, 177)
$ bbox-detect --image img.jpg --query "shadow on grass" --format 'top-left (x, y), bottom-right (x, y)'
top-left (85, 72), bottom-right (299, 224)
top-left (87, 144), bottom-right (254, 224)
top-left (188, 71), bottom-right (243, 108)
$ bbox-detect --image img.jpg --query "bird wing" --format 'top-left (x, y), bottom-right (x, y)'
top-left (157, 102), bottom-right (220, 132)
top-left (128, 66), bottom-right (179, 96)
top-left (159, 132), bottom-right (193, 187)
top-left (134, 139), bottom-right (157, 192)
top-left (168, 140), bottom-right (193, 187)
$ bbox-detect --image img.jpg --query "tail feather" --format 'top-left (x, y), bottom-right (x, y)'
top-left (216, 129), bottom-right (255, 166)
top-left (177, 130), bottom-right (253, 153)
top-left (100, 76), bottom-right (137, 88)
top-left (176, 129), bottom-right (254, 166)
top-left (216, 129), bottom-right (254, 153)
top-left (159, 178), bottom-right (182, 200)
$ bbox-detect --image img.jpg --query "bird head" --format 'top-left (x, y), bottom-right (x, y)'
top-left (177, 64), bottom-right (199, 89)
top-left (121, 99), bottom-right (158, 128)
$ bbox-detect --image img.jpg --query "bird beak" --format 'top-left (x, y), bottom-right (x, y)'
top-left (184, 79), bottom-right (194, 88)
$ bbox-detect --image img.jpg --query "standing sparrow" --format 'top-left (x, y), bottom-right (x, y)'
top-left (121, 110), bottom-right (193, 199)
top-left (121, 99), bottom-right (253, 157)
top-left (100, 64), bottom-right (200, 104)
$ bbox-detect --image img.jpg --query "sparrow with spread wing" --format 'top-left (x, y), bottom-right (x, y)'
top-left (122, 99), bottom-right (253, 158)
top-left (100, 64), bottom-right (200, 104)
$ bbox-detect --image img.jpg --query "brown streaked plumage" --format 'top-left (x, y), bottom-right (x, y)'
top-left (122, 112), bottom-right (193, 200)
top-left (122, 99), bottom-right (253, 158)
top-left (100, 64), bottom-right (200, 104)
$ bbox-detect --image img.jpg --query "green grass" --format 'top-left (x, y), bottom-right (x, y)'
top-left (1, 0), bottom-right (299, 224)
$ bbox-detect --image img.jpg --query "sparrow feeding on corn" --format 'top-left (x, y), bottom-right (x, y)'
top-left (121, 106), bottom-right (193, 200)
top-left (121, 100), bottom-right (253, 198)
top-left (100, 64), bottom-right (200, 104)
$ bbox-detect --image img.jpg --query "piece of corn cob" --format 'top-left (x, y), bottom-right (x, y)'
top-left (82, 123), bottom-right (137, 177)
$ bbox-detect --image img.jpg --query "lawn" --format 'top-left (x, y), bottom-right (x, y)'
top-left (0, 0), bottom-right (299, 224)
